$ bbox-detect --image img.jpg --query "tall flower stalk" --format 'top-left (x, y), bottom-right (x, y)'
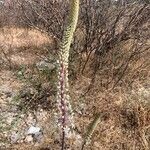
top-left (56, 0), bottom-right (79, 149)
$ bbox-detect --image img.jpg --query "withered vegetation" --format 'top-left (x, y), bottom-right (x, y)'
top-left (0, 0), bottom-right (149, 150)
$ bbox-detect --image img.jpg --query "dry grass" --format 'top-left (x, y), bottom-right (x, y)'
top-left (0, 27), bottom-right (56, 68)
top-left (71, 77), bottom-right (150, 150)
top-left (0, 27), bottom-right (51, 48)
top-left (0, 27), bottom-right (149, 150)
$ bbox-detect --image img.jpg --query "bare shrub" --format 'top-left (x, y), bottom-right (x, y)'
top-left (1, 0), bottom-right (149, 90)
top-left (76, 1), bottom-right (150, 91)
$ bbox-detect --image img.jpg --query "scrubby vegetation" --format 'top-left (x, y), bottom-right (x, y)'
top-left (0, 0), bottom-right (149, 150)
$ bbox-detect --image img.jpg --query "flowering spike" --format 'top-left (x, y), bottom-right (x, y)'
top-left (55, 0), bottom-right (79, 149)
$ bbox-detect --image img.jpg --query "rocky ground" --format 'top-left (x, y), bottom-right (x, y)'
top-left (0, 28), bottom-right (56, 149)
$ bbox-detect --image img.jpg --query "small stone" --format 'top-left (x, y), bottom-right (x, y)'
top-left (27, 126), bottom-right (41, 135)
top-left (7, 117), bottom-right (14, 125)
top-left (25, 135), bottom-right (33, 143)
top-left (20, 140), bottom-right (24, 143)
top-left (10, 132), bottom-right (20, 143)
top-left (36, 60), bottom-right (55, 71)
